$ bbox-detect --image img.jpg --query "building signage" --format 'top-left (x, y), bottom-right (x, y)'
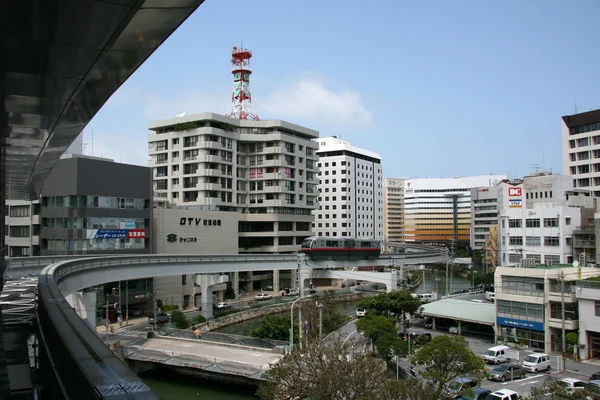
top-left (479, 188), bottom-right (489, 192)
top-left (87, 229), bottom-right (146, 239)
top-left (524, 183), bottom-right (552, 190)
top-left (509, 199), bottom-right (522, 208)
top-left (165, 233), bottom-right (197, 243)
top-left (508, 187), bottom-right (522, 197)
top-left (497, 317), bottom-right (544, 331)
top-left (179, 217), bottom-right (222, 226)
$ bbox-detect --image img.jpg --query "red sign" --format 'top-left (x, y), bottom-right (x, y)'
top-left (126, 229), bottom-right (146, 239)
top-left (508, 187), bottom-right (522, 197)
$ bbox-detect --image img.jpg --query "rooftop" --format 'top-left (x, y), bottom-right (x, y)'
top-left (419, 298), bottom-right (495, 326)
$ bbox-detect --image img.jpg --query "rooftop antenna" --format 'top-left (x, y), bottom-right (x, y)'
top-left (82, 131), bottom-right (92, 156)
top-left (531, 163), bottom-right (541, 174)
top-left (575, 99), bottom-right (578, 114)
top-left (225, 44), bottom-right (260, 121)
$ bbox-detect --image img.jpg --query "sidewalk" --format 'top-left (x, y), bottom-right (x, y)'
top-left (95, 315), bottom-right (149, 333)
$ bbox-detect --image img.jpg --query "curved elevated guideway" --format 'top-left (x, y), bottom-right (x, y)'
top-left (34, 244), bottom-right (448, 398)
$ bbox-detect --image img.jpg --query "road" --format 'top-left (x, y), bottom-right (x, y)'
top-left (334, 318), bottom-right (600, 398)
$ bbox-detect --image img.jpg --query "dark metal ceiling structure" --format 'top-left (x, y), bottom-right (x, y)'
top-left (1, 0), bottom-right (205, 200)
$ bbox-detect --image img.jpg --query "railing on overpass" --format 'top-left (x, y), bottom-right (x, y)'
top-left (34, 245), bottom-right (449, 399)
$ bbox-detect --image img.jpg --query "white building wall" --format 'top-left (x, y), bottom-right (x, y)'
top-left (561, 110), bottom-right (600, 197)
top-left (313, 136), bottom-right (383, 240)
top-left (152, 208), bottom-right (238, 309)
top-left (4, 200), bottom-right (40, 257)
top-left (497, 174), bottom-right (594, 266)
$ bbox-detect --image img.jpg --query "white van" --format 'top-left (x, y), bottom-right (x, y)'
top-left (483, 345), bottom-right (510, 365)
top-left (485, 292), bottom-right (495, 302)
top-left (522, 353), bottom-right (551, 372)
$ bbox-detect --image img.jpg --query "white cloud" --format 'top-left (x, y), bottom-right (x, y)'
top-left (89, 76), bottom-right (373, 166)
top-left (261, 78), bottom-right (373, 128)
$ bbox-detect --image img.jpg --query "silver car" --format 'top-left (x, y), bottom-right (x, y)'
top-left (489, 364), bottom-right (526, 382)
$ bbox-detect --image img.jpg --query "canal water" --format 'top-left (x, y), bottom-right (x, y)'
top-left (141, 271), bottom-right (471, 396)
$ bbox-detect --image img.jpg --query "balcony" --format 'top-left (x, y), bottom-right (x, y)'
top-left (261, 146), bottom-right (282, 154)
top-left (198, 141), bottom-right (221, 149)
top-left (182, 156), bottom-right (198, 162)
top-left (197, 155), bottom-right (221, 163)
top-left (547, 318), bottom-right (579, 330)
top-left (573, 239), bottom-right (595, 248)
top-left (261, 159), bottom-right (282, 168)
top-left (197, 183), bottom-right (222, 191)
top-left (576, 280), bottom-right (600, 300)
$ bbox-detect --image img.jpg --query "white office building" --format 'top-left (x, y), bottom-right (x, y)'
top-left (383, 178), bottom-right (405, 243)
top-left (404, 175), bottom-right (506, 248)
top-left (313, 136), bottom-right (383, 240)
top-left (562, 109), bottom-right (600, 197)
top-left (498, 172), bottom-right (595, 266)
top-left (148, 113), bottom-right (319, 300)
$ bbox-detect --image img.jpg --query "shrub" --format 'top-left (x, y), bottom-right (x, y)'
top-left (162, 305), bottom-right (179, 312)
top-left (224, 287), bottom-right (236, 300)
top-left (192, 315), bottom-right (206, 325)
top-left (170, 310), bottom-right (190, 329)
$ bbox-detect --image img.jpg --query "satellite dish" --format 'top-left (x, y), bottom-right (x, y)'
top-left (573, 261), bottom-right (580, 267)
top-left (176, 112), bottom-right (186, 117)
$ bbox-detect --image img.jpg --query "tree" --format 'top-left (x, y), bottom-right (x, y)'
top-left (374, 333), bottom-right (407, 361)
top-left (169, 310), bottom-right (189, 329)
top-left (355, 314), bottom-right (398, 347)
top-left (257, 338), bottom-right (392, 400)
top-left (224, 286), bottom-right (236, 300)
top-left (372, 379), bottom-right (437, 400)
top-left (358, 290), bottom-right (422, 318)
top-left (410, 335), bottom-right (487, 399)
top-left (529, 376), bottom-right (597, 399)
top-left (250, 315), bottom-right (292, 342)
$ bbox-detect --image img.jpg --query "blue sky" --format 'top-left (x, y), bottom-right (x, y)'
top-left (87, 0), bottom-right (600, 180)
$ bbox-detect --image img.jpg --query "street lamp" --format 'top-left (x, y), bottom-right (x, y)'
top-left (290, 295), bottom-right (312, 350)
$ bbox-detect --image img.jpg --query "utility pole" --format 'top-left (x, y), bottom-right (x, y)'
top-left (560, 271), bottom-right (566, 371)
top-left (105, 296), bottom-right (109, 344)
top-left (316, 302), bottom-right (323, 339)
top-left (125, 281), bottom-right (129, 326)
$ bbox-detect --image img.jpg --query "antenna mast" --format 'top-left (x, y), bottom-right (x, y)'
top-left (225, 45), bottom-right (260, 121)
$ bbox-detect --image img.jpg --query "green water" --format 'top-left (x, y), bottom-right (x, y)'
top-left (142, 368), bottom-right (259, 399)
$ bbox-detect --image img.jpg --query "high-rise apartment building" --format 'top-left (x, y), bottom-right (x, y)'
top-left (313, 137), bottom-right (383, 240)
top-left (562, 109), bottom-right (600, 196)
top-left (404, 175), bottom-right (506, 249)
top-left (470, 185), bottom-right (500, 251)
top-left (383, 178), bottom-right (405, 243)
top-left (148, 112), bottom-right (319, 253)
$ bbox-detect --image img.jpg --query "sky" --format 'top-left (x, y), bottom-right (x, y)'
top-left (85, 0), bottom-right (600, 180)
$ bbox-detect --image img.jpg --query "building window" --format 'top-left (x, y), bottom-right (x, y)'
top-left (500, 276), bottom-right (544, 297)
top-left (543, 218), bottom-right (559, 228)
top-left (525, 237), bottom-right (541, 246)
top-left (182, 275), bottom-right (187, 285)
top-left (595, 301), bottom-right (600, 317)
top-left (525, 219), bottom-right (540, 228)
top-left (565, 217), bottom-right (571, 226)
top-left (9, 226), bottom-right (30, 237)
top-left (508, 219), bottom-right (522, 228)
top-left (509, 236), bottom-right (523, 246)
top-left (544, 237), bottom-right (560, 246)
top-left (9, 205), bottom-right (30, 217)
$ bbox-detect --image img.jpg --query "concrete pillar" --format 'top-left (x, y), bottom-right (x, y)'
top-left (65, 291), bottom-right (97, 331)
top-left (580, 330), bottom-right (588, 360)
top-left (218, 290), bottom-right (224, 302)
top-left (201, 288), bottom-right (214, 319)
top-left (291, 269), bottom-right (298, 289)
top-left (458, 320), bottom-right (462, 335)
top-left (432, 317), bottom-right (436, 330)
top-left (299, 268), bottom-right (313, 297)
top-left (232, 271), bottom-right (239, 296)
top-left (273, 270), bottom-right (280, 292)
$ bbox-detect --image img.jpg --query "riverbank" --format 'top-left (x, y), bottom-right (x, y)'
top-left (194, 291), bottom-right (379, 333)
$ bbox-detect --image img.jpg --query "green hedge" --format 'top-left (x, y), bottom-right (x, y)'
top-left (162, 305), bottom-right (179, 312)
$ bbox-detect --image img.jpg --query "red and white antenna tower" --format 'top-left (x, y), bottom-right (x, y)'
top-left (225, 46), bottom-right (260, 121)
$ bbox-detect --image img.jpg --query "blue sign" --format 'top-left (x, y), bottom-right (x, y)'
top-left (497, 317), bottom-right (544, 332)
top-left (95, 229), bottom-right (128, 239)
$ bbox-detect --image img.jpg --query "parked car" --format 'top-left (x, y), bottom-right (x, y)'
top-left (281, 288), bottom-right (299, 296)
top-left (521, 353), bottom-right (551, 372)
top-left (254, 293), bottom-right (272, 301)
top-left (446, 377), bottom-right (479, 397)
top-left (455, 388), bottom-right (492, 400)
top-left (148, 312), bottom-right (169, 325)
top-left (489, 364), bottom-right (526, 382)
top-left (449, 326), bottom-right (459, 334)
top-left (216, 302), bottom-right (231, 310)
top-left (305, 287), bottom-right (317, 294)
top-left (486, 389), bottom-right (520, 400)
top-left (590, 372), bottom-right (600, 382)
top-left (557, 378), bottom-right (590, 393)
top-left (356, 307), bottom-right (367, 317)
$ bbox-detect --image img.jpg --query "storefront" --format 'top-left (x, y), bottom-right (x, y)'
top-left (497, 316), bottom-right (545, 350)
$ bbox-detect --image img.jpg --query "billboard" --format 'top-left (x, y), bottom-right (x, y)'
top-left (508, 187), bottom-right (522, 197)
top-left (509, 199), bottom-right (522, 208)
top-left (87, 229), bottom-right (146, 239)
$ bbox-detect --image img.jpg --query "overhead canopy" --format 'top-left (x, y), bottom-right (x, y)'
top-left (1, 0), bottom-right (205, 200)
top-left (420, 298), bottom-right (495, 326)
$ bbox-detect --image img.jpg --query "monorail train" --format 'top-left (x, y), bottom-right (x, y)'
top-left (300, 237), bottom-right (381, 261)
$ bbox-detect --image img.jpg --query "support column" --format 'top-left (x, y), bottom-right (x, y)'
top-left (458, 320), bottom-right (462, 335)
top-left (273, 270), bottom-right (280, 292)
top-left (291, 269), bottom-right (298, 289)
top-left (432, 317), bottom-right (436, 330)
top-left (232, 271), bottom-right (240, 296)
top-left (201, 287), bottom-right (214, 319)
top-left (65, 291), bottom-right (97, 330)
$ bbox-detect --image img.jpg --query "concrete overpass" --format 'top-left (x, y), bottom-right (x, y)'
top-left (34, 245), bottom-right (449, 399)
